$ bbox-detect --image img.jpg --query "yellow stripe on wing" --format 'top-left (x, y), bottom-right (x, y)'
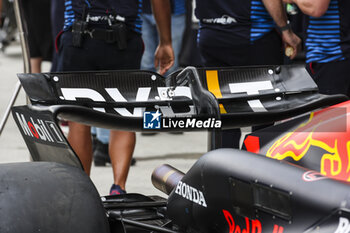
top-left (206, 70), bottom-right (227, 114)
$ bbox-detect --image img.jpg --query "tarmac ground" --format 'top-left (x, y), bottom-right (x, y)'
top-left (0, 42), bottom-right (208, 197)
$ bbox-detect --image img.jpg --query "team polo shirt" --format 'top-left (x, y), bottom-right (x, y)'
top-left (63, 0), bottom-right (143, 33)
top-left (195, 0), bottom-right (275, 47)
top-left (305, 0), bottom-right (350, 63)
top-left (142, 0), bottom-right (185, 15)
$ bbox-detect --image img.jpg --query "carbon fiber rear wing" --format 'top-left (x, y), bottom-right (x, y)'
top-left (16, 65), bottom-right (347, 129)
top-left (11, 65), bottom-right (348, 168)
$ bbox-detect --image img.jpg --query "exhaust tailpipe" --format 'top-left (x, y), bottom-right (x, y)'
top-left (152, 164), bottom-right (185, 195)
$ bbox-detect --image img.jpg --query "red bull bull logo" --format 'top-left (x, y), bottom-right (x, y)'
top-left (267, 103), bottom-right (350, 181)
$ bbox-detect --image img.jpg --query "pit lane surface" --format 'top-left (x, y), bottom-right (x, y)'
top-left (0, 42), bottom-right (207, 197)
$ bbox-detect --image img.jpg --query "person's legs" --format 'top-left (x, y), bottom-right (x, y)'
top-left (68, 122), bottom-right (93, 175)
top-left (30, 57), bottom-right (42, 73)
top-left (109, 131), bottom-right (136, 191)
top-left (24, 0), bottom-right (53, 64)
top-left (102, 34), bottom-right (143, 193)
top-left (59, 30), bottom-right (143, 192)
top-left (57, 32), bottom-right (96, 175)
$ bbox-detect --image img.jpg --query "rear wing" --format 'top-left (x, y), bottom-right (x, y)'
top-left (12, 65), bottom-right (348, 168)
top-left (16, 65), bottom-right (347, 129)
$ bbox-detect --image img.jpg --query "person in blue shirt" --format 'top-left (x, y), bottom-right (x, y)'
top-left (57, 0), bottom-right (174, 195)
top-left (196, 0), bottom-right (301, 65)
top-left (195, 0), bottom-right (302, 148)
top-left (283, 0), bottom-right (350, 97)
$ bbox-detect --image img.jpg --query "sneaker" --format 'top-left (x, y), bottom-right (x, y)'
top-left (110, 184), bottom-right (126, 195)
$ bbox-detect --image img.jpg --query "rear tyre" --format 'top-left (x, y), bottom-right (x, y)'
top-left (0, 162), bottom-right (110, 233)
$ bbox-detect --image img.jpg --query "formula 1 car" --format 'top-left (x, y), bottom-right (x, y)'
top-left (5, 65), bottom-right (350, 233)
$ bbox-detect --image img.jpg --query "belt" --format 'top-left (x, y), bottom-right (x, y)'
top-left (70, 20), bottom-right (136, 49)
top-left (83, 22), bottom-right (137, 43)
top-left (84, 28), bottom-right (122, 43)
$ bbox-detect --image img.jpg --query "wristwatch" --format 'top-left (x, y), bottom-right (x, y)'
top-left (278, 21), bottom-right (291, 32)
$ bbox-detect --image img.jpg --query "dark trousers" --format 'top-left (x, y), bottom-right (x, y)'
top-left (22, 0), bottom-right (53, 60)
top-left (57, 30), bottom-right (143, 72)
top-left (199, 30), bottom-right (283, 148)
top-left (307, 59), bottom-right (350, 97)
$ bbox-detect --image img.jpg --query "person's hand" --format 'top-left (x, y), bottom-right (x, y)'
top-left (281, 30), bottom-right (302, 59)
top-left (154, 43), bottom-right (174, 75)
top-left (283, 0), bottom-right (294, 3)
